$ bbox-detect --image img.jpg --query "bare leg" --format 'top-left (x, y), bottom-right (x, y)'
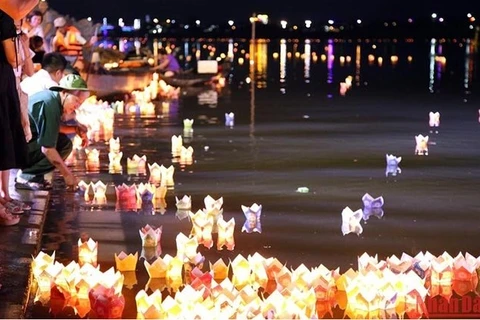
top-left (0, 170), bottom-right (8, 204)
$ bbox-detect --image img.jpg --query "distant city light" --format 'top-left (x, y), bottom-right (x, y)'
top-left (280, 20), bottom-right (287, 29)
top-left (470, 25), bottom-right (474, 29)
top-left (408, 18), bottom-right (413, 23)
top-left (328, 19), bottom-right (334, 25)
top-left (153, 18), bottom-right (158, 23)
top-left (305, 20), bottom-right (312, 28)
top-left (166, 19), bottom-right (171, 23)
top-left (171, 19), bottom-right (176, 24)
top-left (228, 20), bottom-right (234, 26)
top-left (357, 19), bottom-right (362, 24)
top-left (195, 20), bottom-right (201, 26)
top-left (87, 17), bottom-right (92, 21)
top-left (134, 19), bottom-right (141, 30)
top-left (184, 24), bottom-right (189, 29)
top-left (118, 18), bottom-right (124, 27)
top-left (470, 17), bottom-right (476, 22)
top-left (439, 17), bottom-right (444, 22)
top-left (431, 13), bottom-right (437, 19)
top-left (467, 13), bottom-right (472, 18)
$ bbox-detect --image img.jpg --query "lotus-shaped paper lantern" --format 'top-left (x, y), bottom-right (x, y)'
top-left (115, 183), bottom-right (137, 211)
top-left (32, 251), bottom-right (56, 280)
top-left (189, 210), bottom-right (214, 249)
top-left (415, 134), bottom-right (429, 155)
top-left (175, 195), bottom-right (192, 211)
top-left (183, 119), bottom-right (194, 131)
top-left (429, 111), bottom-right (440, 128)
top-left (148, 163), bottom-right (162, 185)
top-left (109, 137), bottom-right (121, 154)
top-left (139, 224), bottom-right (163, 247)
top-left (85, 148), bottom-right (100, 171)
top-left (204, 195), bottom-right (224, 233)
top-left (209, 258), bottom-right (230, 282)
top-left (78, 237), bottom-right (98, 267)
top-left (361, 193), bottom-right (384, 220)
top-left (114, 251), bottom-right (138, 272)
top-left (108, 151), bottom-right (123, 168)
top-left (225, 112), bottom-right (235, 127)
top-left (135, 290), bottom-right (164, 319)
top-left (452, 252), bottom-right (479, 296)
top-left (136, 183), bottom-right (155, 213)
top-left (144, 256), bottom-right (169, 278)
top-left (91, 181), bottom-right (107, 205)
top-left (160, 165), bottom-right (175, 187)
top-left (179, 146), bottom-right (194, 164)
top-left (72, 135), bottom-right (83, 150)
top-left (127, 154), bottom-right (147, 175)
top-left (241, 203), bottom-right (262, 233)
top-left (78, 180), bottom-right (92, 202)
top-left (341, 206), bottom-right (363, 236)
top-left (171, 135), bottom-right (183, 156)
top-left (217, 217), bottom-right (235, 251)
top-left (385, 154), bottom-right (402, 177)
top-left (175, 232), bottom-right (198, 263)
top-left (141, 246), bottom-right (162, 262)
top-left (231, 254), bottom-right (252, 290)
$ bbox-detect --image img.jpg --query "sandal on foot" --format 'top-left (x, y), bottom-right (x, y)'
top-left (8, 199), bottom-right (31, 211)
top-left (3, 202), bottom-right (23, 215)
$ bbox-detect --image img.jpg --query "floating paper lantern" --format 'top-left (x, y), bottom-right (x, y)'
top-left (92, 181), bottom-right (107, 205)
top-left (385, 154), bottom-right (402, 177)
top-left (109, 137), bottom-right (121, 154)
top-left (429, 111), bottom-right (440, 128)
top-left (148, 163), bottom-right (162, 185)
top-left (231, 254), bottom-right (252, 290)
top-left (217, 217), bottom-right (235, 251)
top-left (136, 183), bottom-right (156, 210)
top-left (135, 289), bottom-right (164, 319)
top-left (180, 146), bottom-right (194, 161)
top-left (114, 251), bottom-right (138, 272)
top-left (127, 154), bottom-right (147, 175)
top-left (171, 135), bottom-right (183, 156)
top-left (144, 256), bottom-right (169, 279)
top-left (175, 195), bottom-right (192, 211)
top-left (85, 148), bottom-right (100, 171)
top-left (189, 210), bottom-right (214, 249)
top-left (115, 183), bottom-right (137, 211)
top-left (160, 165), bottom-right (175, 187)
top-left (139, 224), bottom-right (163, 247)
top-left (241, 203), bottom-right (262, 233)
top-left (108, 151), bottom-right (123, 167)
top-left (341, 206), bottom-right (363, 236)
top-left (78, 237), bottom-right (98, 267)
top-left (175, 232), bottom-right (199, 263)
top-left (141, 246), bottom-right (162, 262)
top-left (72, 135), bottom-right (83, 150)
top-left (361, 193), bottom-right (384, 220)
top-left (415, 134), bottom-right (429, 155)
top-left (452, 252), bottom-right (478, 296)
top-left (209, 258), bottom-right (230, 282)
top-left (183, 119), bottom-right (194, 131)
top-left (225, 112), bottom-right (235, 127)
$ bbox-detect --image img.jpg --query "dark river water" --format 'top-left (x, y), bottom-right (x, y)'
top-left (31, 37), bottom-right (480, 318)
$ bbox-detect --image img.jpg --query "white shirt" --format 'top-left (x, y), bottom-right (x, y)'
top-left (20, 69), bottom-right (58, 96)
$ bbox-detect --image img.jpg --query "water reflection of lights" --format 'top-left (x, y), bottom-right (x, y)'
top-left (327, 39), bottom-right (334, 85)
top-left (227, 39), bottom-right (234, 59)
top-left (464, 39), bottom-right (474, 97)
top-left (355, 45), bottom-right (361, 86)
top-left (304, 39), bottom-right (311, 83)
top-left (429, 38), bottom-right (436, 93)
top-left (280, 39), bottom-right (287, 93)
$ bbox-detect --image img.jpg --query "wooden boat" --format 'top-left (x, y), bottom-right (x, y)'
top-left (81, 67), bottom-right (152, 98)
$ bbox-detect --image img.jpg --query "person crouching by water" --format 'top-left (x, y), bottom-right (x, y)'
top-left (15, 74), bottom-right (90, 191)
top-left (152, 47), bottom-right (180, 77)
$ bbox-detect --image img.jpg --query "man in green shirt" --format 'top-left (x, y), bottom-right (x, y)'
top-left (15, 74), bottom-right (90, 191)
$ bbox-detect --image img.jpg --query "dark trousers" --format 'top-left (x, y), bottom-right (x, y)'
top-left (18, 133), bottom-right (72, 182)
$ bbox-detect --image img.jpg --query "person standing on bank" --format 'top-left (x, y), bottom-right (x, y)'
top-left (15, 74), bottom-right (90, 191)
top-left (0, 9), bottom-right (30, 225)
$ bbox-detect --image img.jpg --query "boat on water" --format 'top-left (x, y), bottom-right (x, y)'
top-left (81, 68), bottom-right (152, 98)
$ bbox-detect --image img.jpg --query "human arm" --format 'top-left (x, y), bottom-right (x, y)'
top-left (60, 123), bottom-right (88, 147)
top-left (0, 0), bottom-right (39, 20)
top-left (19, 32), bottom-right (34, 76)
top-left (151, 57), bottom-right (169, 71)
top-left (41, 146), bottom-right (77, 185)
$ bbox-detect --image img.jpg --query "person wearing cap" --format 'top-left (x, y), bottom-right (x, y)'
top-left (15, 74), bottom-right (90, 191)
top-left (52, 16), bottom-right (96, 69)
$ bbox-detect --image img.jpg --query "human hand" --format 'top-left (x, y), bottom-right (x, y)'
top-left (21, 113), bottom-right (32, 142)
top-left (75, 125), bottom-right (89, 147)
top-left (64, 173), bottom-right (79, 187)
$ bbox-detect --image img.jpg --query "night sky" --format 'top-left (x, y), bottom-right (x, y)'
top-left (48, 0), bottom-right (479, 24)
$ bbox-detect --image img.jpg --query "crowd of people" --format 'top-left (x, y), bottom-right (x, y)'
top-left (0, 0), bottom-right (94, 229)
